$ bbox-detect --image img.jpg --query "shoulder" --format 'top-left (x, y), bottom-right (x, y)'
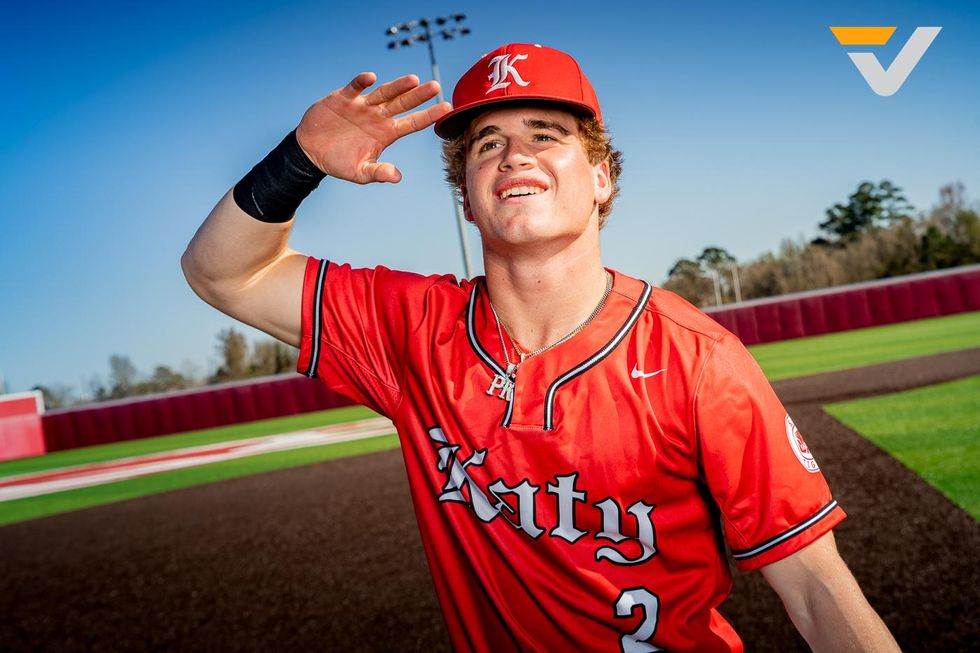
top-left (319, 260), bottom-right (474, 298)
top-left (610, 268), bottom-right (733, 345)
top-left (646, 286), bottom-right (733, 343)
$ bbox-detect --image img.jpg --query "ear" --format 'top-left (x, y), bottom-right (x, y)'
top-left (461, 185), bottom-right (475, 222)
top-left (593, 159), bottom-right (612, 205)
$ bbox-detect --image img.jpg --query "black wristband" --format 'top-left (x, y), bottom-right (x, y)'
top-left (233, 130), bottom-right (326, 223)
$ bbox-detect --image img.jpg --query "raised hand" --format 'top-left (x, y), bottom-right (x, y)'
top-left (295, 72), bottom-right (452, 184)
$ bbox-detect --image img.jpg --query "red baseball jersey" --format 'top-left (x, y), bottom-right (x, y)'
top-left (297, 258), bottom-right (845, 652)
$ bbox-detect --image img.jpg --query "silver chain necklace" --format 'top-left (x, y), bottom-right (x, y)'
top-left (485, 271), bottom-right (613, 401)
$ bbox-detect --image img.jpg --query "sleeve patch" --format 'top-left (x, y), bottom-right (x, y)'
top-left (785, 414), bottom-right (820, 473)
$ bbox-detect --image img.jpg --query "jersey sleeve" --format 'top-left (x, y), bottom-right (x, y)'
top-left (295, 258), bottom-right (435, 418)
top-left (694, 333), bottom-right (846, 571)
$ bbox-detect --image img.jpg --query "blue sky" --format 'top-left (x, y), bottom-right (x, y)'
top-left (1, 0), bottom-right (978, 396)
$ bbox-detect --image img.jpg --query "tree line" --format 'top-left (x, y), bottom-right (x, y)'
top-left (664, 181), bottom-right (980, 307)
top-left (33, 328), bottom-right (298, 409)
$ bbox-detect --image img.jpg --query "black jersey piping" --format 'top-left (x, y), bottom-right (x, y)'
top-left (304, 259), bottom-right (328, 379)
top-left (466, 281), bottom-right (515, 426)
top-left (542, 282), bottom-right (651, 431)
top-left (730, 499), bottom-right (840, 560)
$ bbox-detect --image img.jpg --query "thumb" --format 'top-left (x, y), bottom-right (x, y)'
top-left (363, 161), bottom-right (402, 184)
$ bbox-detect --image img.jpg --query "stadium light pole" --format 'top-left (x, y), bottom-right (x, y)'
top-left (386, 14), bottom-right (474, 279)
top-left (730, 264), bottom-right (742, 303)
top-left (709, 269), bottom-right (723, 306)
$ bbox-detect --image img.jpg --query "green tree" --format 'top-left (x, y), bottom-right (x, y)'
top-left (667, 258), bottom-right (703, 278)
top-left (697, 246), bottom-right (739, 303)
top-left (818, 180), bottom-right (913, 245)
top-left (663, 258), bottom-right (714, 307)
top-left (696, 246), bottom-right (736, 270)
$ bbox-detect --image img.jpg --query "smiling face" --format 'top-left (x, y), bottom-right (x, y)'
top-left (461, 106), bottom-right (611, 253)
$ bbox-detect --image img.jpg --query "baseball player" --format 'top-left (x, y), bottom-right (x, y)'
top-left (183, 44), bottom-right (899, 652)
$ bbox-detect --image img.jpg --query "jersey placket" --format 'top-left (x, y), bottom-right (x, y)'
top-left (466, 276), bottom-right (652, 431)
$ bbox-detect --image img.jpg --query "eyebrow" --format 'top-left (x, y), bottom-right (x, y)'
top-left (467, 117), bottom-right (574, 150)
top-left (523, 118), bottom-right (571, 135)
top-left (468, 125), bottom-right (501, 150)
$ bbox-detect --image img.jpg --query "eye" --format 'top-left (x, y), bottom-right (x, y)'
top-left (477, 139), bottom-right (502, 153)
top-left (533, 133), bottom-right (558, 143)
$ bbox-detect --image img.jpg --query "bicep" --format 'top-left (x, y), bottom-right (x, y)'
top-left (214, 250), bottom-right (308, 348)
top-left (183, 189), bottom-right (308, 347)
top-left (760, 531), bottom-right (850, 601)
top-left (759, 531), bottom-right (850, 642)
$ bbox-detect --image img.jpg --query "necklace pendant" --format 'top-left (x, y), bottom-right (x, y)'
top-left (486, 371), bottom-right (515, 402)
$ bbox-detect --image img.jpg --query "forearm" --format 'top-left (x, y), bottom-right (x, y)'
top-left (786, 568), bottom-right (899, 652)
top-left (182, 128), bottom-right (326, 344)
top-left (762, 534), bottom-right (900, 652)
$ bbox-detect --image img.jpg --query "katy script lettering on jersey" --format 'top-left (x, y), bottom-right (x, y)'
top-left (429, 426), bottom-right (657, 566)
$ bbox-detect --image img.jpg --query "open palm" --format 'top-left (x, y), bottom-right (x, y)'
top-left (296, 72), bottom-right (452, 185)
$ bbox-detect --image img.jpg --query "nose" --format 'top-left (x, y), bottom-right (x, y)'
top-left (498, 140), bottom-right (535, 171)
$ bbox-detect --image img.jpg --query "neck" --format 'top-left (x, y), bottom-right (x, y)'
top-left (482, 235), bottom-right (608, 353)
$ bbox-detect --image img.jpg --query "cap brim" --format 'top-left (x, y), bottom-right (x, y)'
top-left (434, 96), bottom-right (598, 139)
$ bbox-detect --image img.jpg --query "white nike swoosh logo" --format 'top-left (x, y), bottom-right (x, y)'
top-left (631, 365), bottom-right (666, 379)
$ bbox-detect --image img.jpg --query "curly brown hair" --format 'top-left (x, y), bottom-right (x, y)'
top-left (441, 113), bottom-right (624, 229)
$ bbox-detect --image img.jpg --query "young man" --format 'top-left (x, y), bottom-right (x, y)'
top-left (183, 44), bottom-right (900, 652)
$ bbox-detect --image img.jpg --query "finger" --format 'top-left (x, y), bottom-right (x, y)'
top-left (394, 101), bottom-right (453, 138)
top-left (362, 161), bottom-right (402, 184)
top-left (381, 80), bottom-right (442, 117)
top-left (338, 72), bottom-right (377, 100)
top-left (363, 74), bottom-right (420, 106)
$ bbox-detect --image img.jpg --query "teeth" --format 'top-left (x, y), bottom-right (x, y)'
top-left (499, 186), bottom-right (544, 199)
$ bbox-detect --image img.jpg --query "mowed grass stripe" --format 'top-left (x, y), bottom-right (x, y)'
top-left (0, 432), bottom-right (400, 527)
top-left (0, 405), bottom-right (379, 479)
top-left (748, 311), bottom-right (980, 380)
top-left (825, 375), bottom-right (980, 519)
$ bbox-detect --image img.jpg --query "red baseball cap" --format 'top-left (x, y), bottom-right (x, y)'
top-left (433, 43), bottom-right (602, 139)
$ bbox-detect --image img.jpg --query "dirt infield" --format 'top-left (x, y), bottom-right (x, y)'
top-left (2, 349), bottom-right (978, 652)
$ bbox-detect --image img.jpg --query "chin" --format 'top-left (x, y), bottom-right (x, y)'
top-left (496, 215), bottom-right (555, 241)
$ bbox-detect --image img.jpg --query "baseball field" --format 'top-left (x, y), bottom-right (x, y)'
top-left (1, 312), bottom-right (978, 652)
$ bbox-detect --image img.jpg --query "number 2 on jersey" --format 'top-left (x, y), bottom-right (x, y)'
top-left (614, 587), bottom-right (665, 652)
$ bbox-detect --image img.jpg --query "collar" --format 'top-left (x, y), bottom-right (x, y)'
top-left (467, 270), bottom-right (651, 430)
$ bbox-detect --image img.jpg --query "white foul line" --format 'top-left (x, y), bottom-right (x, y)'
top-left (0, 417), bottom-right (395, 503)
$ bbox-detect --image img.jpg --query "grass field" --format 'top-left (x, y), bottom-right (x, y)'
top-left (0, 405), bottom-right (398, 526)
top-left (825, 375), bottom-right (980, 519)
top-left (747, 311), bottom-right (980, 380)
top-left (0, 405), bottom-right (380, 479)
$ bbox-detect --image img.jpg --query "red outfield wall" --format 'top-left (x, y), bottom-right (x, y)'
top-left (703, 265), bottom-right (980, 346)
top-left (39, 375), bottom-right (353, 454)
top-left (23, 264), bottom-right (980, 457)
